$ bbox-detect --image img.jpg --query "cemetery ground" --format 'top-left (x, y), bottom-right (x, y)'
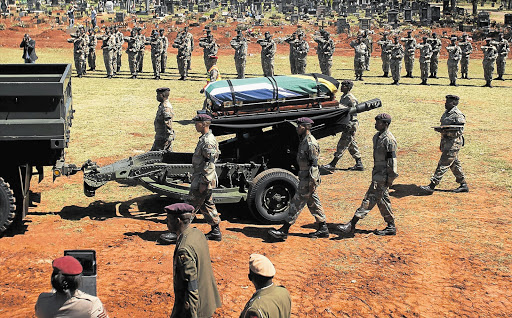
top-left (0, 44), bottom-right (512, 317)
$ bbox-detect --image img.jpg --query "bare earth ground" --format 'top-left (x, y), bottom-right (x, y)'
top-left (1, 14), bottom-right (512, 318)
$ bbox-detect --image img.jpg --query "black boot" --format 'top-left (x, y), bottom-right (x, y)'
top-left (337, 217), bottom-right (359, 236)
top-left (453, 183), bottom-right (469, 193)
top-left (419, 182), bottom-right (436, 195)
top-left (348, 158), bottom-right (364, 171)
top-left (375, 222), bottom-right (396, 236)
top-left (322, 156), bottom-right (340, 170)
top-left (159, 232), bottom-right (178, 244)
top-left (268, 223), bottom-right (291, 241)
top-left (308, 221), bottom-right (329, 238)
top-left (205, 224), bottom-right (222, 241)
top-left (420, 80), bottom-right (427, 85)
top-left (383, 72), bottom-right (389, 77)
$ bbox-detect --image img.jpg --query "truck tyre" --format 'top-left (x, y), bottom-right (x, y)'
top-left (0, 177), bottom-right (16, 234)
top-left (247, 168), bottom-right (298, 224)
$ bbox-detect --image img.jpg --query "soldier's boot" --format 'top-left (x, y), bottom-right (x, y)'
top-left (348, 158), bottom-right (364, 171)
top-left (268, 223), bottom-right (290, 241)
top-left (159, 232), bottom-right (178, 244)
top-left (453, 182), bottom-right (469, 193)
top-left (391, 80), bottom-right (399, 85)
top-left (375, 221), bottom-right (396, 236)
top-left (322, 156), bottom-right (340, 170)
top-left (434, 71), bottom-right (438, 79)
top-left (420, 80), bottom-right (427, 85)
top-left (429, 72), bottom-right (435, 78)
top-left (308, 221), bottom-right (329, 238)
top-left (383, 72), bottom-right (389, 77)
top-left (483, 80), bottom-right (492, 87)
top-left (337, 216), bottom-right (359, 236)
top-left (419, 182), bottom-right (436, 195)
top-left (205, 224), bottom-right (222, 241)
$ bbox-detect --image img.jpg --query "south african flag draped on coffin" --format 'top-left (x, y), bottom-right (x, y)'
top-left (204, 73), bottom-right (339, 108)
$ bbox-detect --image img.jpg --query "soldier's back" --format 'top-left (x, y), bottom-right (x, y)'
top-left (240, 284), bottom-right (291, 318)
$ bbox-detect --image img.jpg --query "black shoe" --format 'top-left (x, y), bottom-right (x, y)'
top-left (375, 223), bottom-right (396, 236)
top-left (419, 183), bottom-right (435, 195)
top-left (429, 74), bottom-right (435, 78)
top-left (453, 183), bottom-right (469, 193)
top-left (107, 75), bottom-right (112, 79)
top-left (420, 80), bottom-right (427, 85)
top-left (205, 225), bottom-right (222, 241)
top-left (77, 74), bottom-right (82, 78)
top-left (159, 232), bottom-right (177, 244)
top-left (178, 76), bottom-right (185, 80)
top-left (131, 75), bottom-right (136, 79)
top-left (348, 159), bottom-right (364, 171)
top-left (268, 223), bottom-right (290, 241)
top-left (392, 81), bottom-right (399, 85)
top-left (308, 222), bottom-right (329, 238)
top-left (337, 217), bottom-right (358, 235)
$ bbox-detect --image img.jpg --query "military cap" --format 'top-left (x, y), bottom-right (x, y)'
top-left (156, 87), bottom-right (170, 93)
top-left (159, 28), bottom-right (164, 32)
top-left (445, 94), bottom-right (459, 101)
top-left (432, 32), bottom-right (437, 36)
top-left (193, 114), bottom-right (213, 122)
top-left (249, 254), bottom-right (276, 278)
top-left (297, 117), bottom-right (314, 125)
top-left (407, 30), bottom-right (412, 34)
top-left (340, 79), bottom-right (354, 89)
top-left (53, 256), bottom-right (83, 275)
top-left (375, 113), bottom-right (392, 123)
top-left (450, 36), bottom-right (457, 41)
top-left (164, 203), bottom-right (195, 215)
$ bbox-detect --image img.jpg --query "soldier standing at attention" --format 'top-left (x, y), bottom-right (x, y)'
top-left (136, 27), bottom-right (146, 73)
top-left (87, 29), bottom-right (97, 72)
top-left (81, 27), bottom-right (89, 74)
top-left (494, 32), bottom-right (509, 80)
top-left (151, 87), bottom-right (174, 151)
top-left (268, 117), bottom-right (329, 241)
top-left (199, 29), bottom-right (219, 72)
top-left (230, 29), bottom-right (248, 79)
top-left (67, 28), bottom-right (86, 78)
top-left (124, 28), bottom-right (139, 79)
top-left (429, 32), bottom-right (442, 78)
top-left (164, 203), bottom-right (222, 318)
top-left (258, 31), bottom-right (276, 77)
top-left (115, 26), bottom-right (124, 74)
top-left (389, 36), bottom-right (404, 85)
top-left (377, 32), bottom-right (392, 77)
top-left (350, 35), bottom-right (367, 81)
top-left (284, 32), bottom-right (297, 74)
top-left (322, 80), bottom-right (363, 171)
top-left (481, 38), bottom-right (498, 87)
top-left (362, 30), bottom-right (373, 71)
top-left (149, 30), bottom-right (163, 80)
top-left (458, 33), bottom-right (473, 79)
top-left (418, 36), bottom-right (433, 85)
top-left (401, 30), bottom-right (417, 78)
top-left (173, 29), bottom-right (192, 80)
top-left (420, 95), bottom-right (468, 194)
top-left (446, 36), bottom-right (461, 86)
top-left (159, 29), bottom-right (169, 74)
top-left (240, 254), bottom-right (292, 318)
top-left (314, 29), bottom-right (335, 76)
top-left (101, 27), bottom-right (115, 79)
top-left (184, 26), bottom-right (194, 71)
top-left (293, 31), bottom-right (309, 74)
top-left (338, 113), bottom-right (399, 237)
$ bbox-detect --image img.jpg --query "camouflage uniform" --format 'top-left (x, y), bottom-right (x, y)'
top-left (401, 34), bottom-right (416, 77)
top-left (314, 32), bottom-right (335, 76)
top-left (115, 30), bottom-right (124, 73)
top-left (495, 37), bottom-right (510, 79)
top-left (377, 36), bottom-right (392, 76)
top-left (136, 31), bottom-right (146, 73)
top-left (446, 40), bottom-right (461, 85)
top-left (101, 31), bottom-right (116, 78)
top-left (87, 32), bottom-right (97, 71)
top-left (293, 35), bottom-right (309, 75)
top-left (430, 106), bottom-right (466, 186)
top-left (160, 32), bottom-right (169, 73)
top-left (429, 36), bottom-right (442, 78)
top-left (151, 99), bottom-right (174, 151)
top-left (285, 33), bottom-right (297, 74)
top-left (173, 31), bottom-right (192, 80)
top-left (68, 33), bottom-right (86, 77)
top-left (258, 34), bottom-right (276, 77)
top-left (362, 33), bottom-right (373, 71)
top-left (125, 31), bottom-right (139, 78)
top-left (230, 33), bottom-right (248, 79)
top-left (458, 38), bottom-right (473, 79)
top-left (239, 284), bottom-right (291, 318)
top-left (187, 130), bottom-right (221, 226)
top-left (284, 133), bottom-right (325, 225)
top-left (389, 40), bottom-right (404, 84)
top-left (482, 41), bottom-right (497, 86)
top-left (334, 92), bottom-right (361, 161)
top-left (199, 35), bottom-right (218, 72)
top-left (185, 31), bottom-right (194, 70)
top-left (82, 31), bottom-right (89, 72)
top-left (418, 40), bottom-right (432, 84)
top-left (149, 33), bottom-right (163, 79)
top-left (350, 39), bottom-right (367, 80)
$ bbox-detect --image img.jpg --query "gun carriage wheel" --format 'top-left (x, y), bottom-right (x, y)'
top-left (247, 168), bottom-right (299, 223)
top-left (0, 177), bottom-right (16, 233)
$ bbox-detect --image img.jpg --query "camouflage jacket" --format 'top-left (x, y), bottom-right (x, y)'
top-left (401, 37), bottom-right (417, 55)
top-left (458, 41), bottom-right (473, 58)
top-left (377, 38), bottom-right (392, 58)
top-left (230, 37), bottom-right (248, 59)
top-left (372, 129), bottom-right (398, 184)
top-left (389, 43), bottom-right (404, 60)
top-left (154, 100), bottom-right (174, 139)
top-left (429, 37), bottom-right (442, 53)
top-left (316, 38), bottom-right (335, 59)
top-left (296, 132), bottom-right (320, 183)
top-left (259, 39), bottom-right (276, 58)
top-left (440, 106), bottom-right (465, 139)
top-left (192, 130), bottom-right (220, 186)
top-left (446, 44), bottom-right (462, 61)
top-left (293, 39), bottom-right (309, 59)
top-left (339, 92), bottom-right (358, 127)
top-left (418, 43), bottom-right (433, 63)
top-left (482, 45), bottom-right (498, 61)
top-left (350, 41), bottom-right (367, 62)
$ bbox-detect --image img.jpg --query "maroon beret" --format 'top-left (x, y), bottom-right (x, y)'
top-left (375, 113), bottom-right (392, 123)
top-left (193, 114), bottom-right (212, 122)
top-left (297, 117), bottom-right (314, 125)
top-left (164, 203), bottom-right (195, 215)
top-left (53, 256), bottom-right (83, 275)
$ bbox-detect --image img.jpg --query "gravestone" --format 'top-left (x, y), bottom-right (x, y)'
top-left (504, 13), bottom-right (512, 25)
top-left (387, 9), bottom-right (398, 23)
top-left (105, 0), bottom-right (114, 13)
top-left (359, 17), bottom-right (370, 29)
top-left (404, 8), bottom-right (412, 21)
top-left (431, 6), bottom-right (440, 22)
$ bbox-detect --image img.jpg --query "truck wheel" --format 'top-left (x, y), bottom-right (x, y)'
top-left (248, 168), bottom-right (298, 224)
top-left (0, 177), bottom-right (16, 234)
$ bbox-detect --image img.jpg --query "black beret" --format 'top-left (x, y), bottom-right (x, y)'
top-left (340, 79), bottom-right (354, 89)
top-left (297, 117), bottom-right (314, 125)
top-left (164, 203), bottom-right (195, 215)
top-left (375, 113), bottom-right (392, 123)
top-left (193, 114), bottom-right (212, 122)
top-left (446, 95), bottom-right (460, 101)
top-left (156, 87), bottom-right (170, 93)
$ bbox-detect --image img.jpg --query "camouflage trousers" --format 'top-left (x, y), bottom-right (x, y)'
top-left (365, 53), bottom-right (370, 70)
top-left (289, 53), bottom-right (297, 74)
top-left (295, 58), bottom-right (307, 74)
top-left (137, 50), bottom-right (144, 72)
top-left (111, 50), bottom-right (118, 75)
top-left (430, 137), bottom-right (466, 186)
top-left (102, 50), bottom-right (114, 77)
top-left (483, 59), bottom-right (495, 81)
top-left (177, 56), bottom-right (190, 78)
top-left (354, 59), bottom-right (365, 77)
top-left (390, 59), bottom-right (402, 82)
top-left (204, 56), bottom-right (215, 72)
top-left (285, 175), bottom-right (325, 225)
top-left (161, 52), bottom-right (167, 73)
top-left (447, 59), bottom-right (459, 82)
top-left (261, 56), bottom-right (274, 77)
top-left (430, 52), bottom-right (439, 75)
top-left (151, 136), bottom-right (173, 152)
top-left (187, 178), bottom-right (221, 226)
top-left (235, 57), bottom-right (246, 79)
top-left (73, 52), bottom-right (86, 76)
top-left (420, 61), bottom-right (430, 82)
top-left (460, 57), bottom-right (469, 75)
top-left (335, 129), bottom-right (361, 160)
top-left (497, 56), bottom-right (506, 77)
top-left (404, 54), bottom-right (414, 73)
top-left (127, 51), bottom-right (138, 76)
top-left (116, 50), bottom-right (122, 72)
top-left (151, 53), bottom-right (161, 77)
top-left (319, 57), bottom-right (333, 76)
top-left (354, 181), bottom-right (394, 224)
top-left (381, 55), bottom-right (390, 74)
top-left (88, 49), bottom-right (96, 70)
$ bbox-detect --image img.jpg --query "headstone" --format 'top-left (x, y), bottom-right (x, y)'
top-left (188, 2), bottom-right (194, 11)
top-left (443, 0), bottom-right (450, 13)
top-left (505, 13), bottom-right (512, 25)
top-left (404, 8), bottom-right (412, 21)
top-left (1, 1), bottom-right (7, 13)
top-left (431, 6), bottom-right (441, 22)
top-left (359, 17), bottom-right (370, 29)
top-left (105, 0), bottom-right (114, 13)
top-left (290, 13), bottom-right (299, 24)
top-left (387, 9), bottom-right (398, 23)
top-left (116, 11), bottom-right (124, 22)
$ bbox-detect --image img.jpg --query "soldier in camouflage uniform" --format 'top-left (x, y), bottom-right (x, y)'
top-left (124, 28), bottom-right (139, 79)
top-left (114, 26), bottom-right (124, 74)
top-left (101, 27), bottom-right (116, 78)
top-left (401, 30), bottom-right (417, 78)
top-left (159, 29), bottom-right (169, 74)
top-left (350, 36), bottom-right (367, 81)
top-left (136, 27), bottom-right (145, 73)
top-left (446, 36), bottom-right (461, 86)
top-left (429, 32), bottom-right (442, 78)
top-left (87, 29), bottom-right (97, 71)
top-left (389, 36), bottom-right (404, 85)
top-left (268, 117), bottom-right (329, 241)
top-left (151, 87), bottom-right (174, 151)
top-left (173, 28), bottom-right (192, 80)
top-left (81, 27), bottom-right (89, 74)
top-left (362, 30), bottom-right (373, 71)
top-left (481, 38), bottom-right (498, 87)
top-left (377, 32), bottom-right (392, 77)
top-left (284, 32), bottom-right (297, 74)
top-left (494, 32), bottom-right (510, 80)
top-left (293, 31), bottom-right (309, 75)
top-left (67, 27), bottom-right (87, 77)
top-left (185, 27), bottom-right (194, 71)
top-left (338, 113), bottom-right (399, 236)
top-left (418, 36), bottom-right (432, 85)
top-left (199, 30), bottom-right (219, 72)
top-left (421, 95), bottom-right (468, 194)
top-left (148, 30), bottom-right (163, 80)
top-left (322, 80), bottom-right (363, 171)
top-left (230, 29), bottom-right (248, 79)
top-left (458, 33), bottom-right (473, 79)
top-left (314, 29), bottom-right (335, 76)
top-left (258, 31), bottom-right (276, 77)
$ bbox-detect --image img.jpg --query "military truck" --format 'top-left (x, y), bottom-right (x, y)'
top-left (0, 64), bottom-right (76, 234)
top-left (82, 74), bottom-right (382, 223)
